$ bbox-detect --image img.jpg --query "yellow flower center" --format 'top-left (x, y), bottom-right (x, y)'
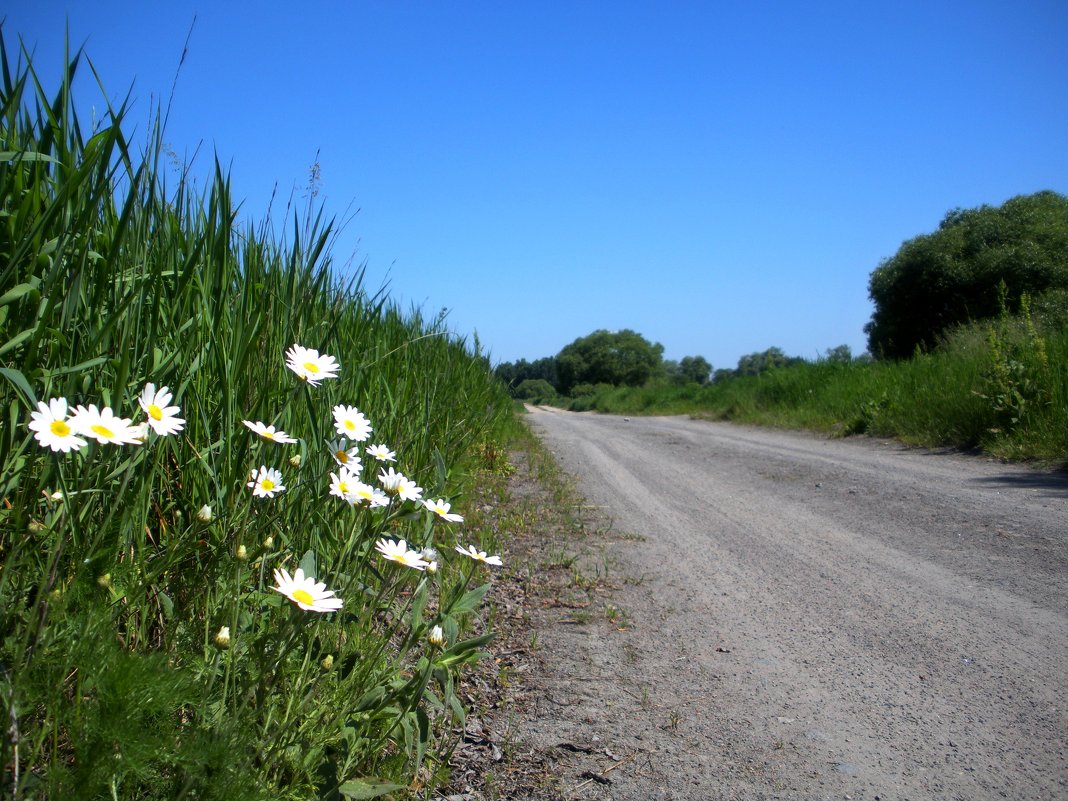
top-left (261, 479), bottom-right (275, 491)
top-left (91, 424), bottom-right (114, 439)
top-left (344, 420), bottom-right (355, 431)
top-left (338, 481), bottom-right (349, 494)
top-left (50, 420), bottom-right (71, 437)
top-left (303, 361), bottom-right (320, 373)
top-left (336, 450), bottom-right (348, 463)
top-left (292, 589), bottom-right (314, 605)
top-left (148, 404), bottom-right (163, 421)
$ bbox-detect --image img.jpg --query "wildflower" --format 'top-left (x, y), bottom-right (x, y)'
top-left (214, 626), bottom-right (231, 649)
top-left (243, 420), bottom-right (298, 444)
top-left (263, 536), bottom-right (274, 550)
top-left (321, 654), bottom-right (334, 671)
top-left (272, 567), bottom-right (343, 613)
top-left (128, 423), bottom-right (151, 444)
top-left (69, 404), bottom-right (143, 446)
top-left (329, 467), bottom-right (361, 504)
top-left (247, 466), bottom-right (285, 498)
top-left (428, 625), bottom-right (445, 647)
top-left (454, 543), bottom-right (503, 566)
top-left (138, 384), bottom-right (185, 436)
top-left (351, 482), bottom-right (389, 508)
top-left (285, 344), bottom-right (340, 386)
top-left (332, 405), bottom-right (372, 441)
top-left (426, 560), bottom-right (439, 574)
top-left (365, 443), bottom-right (396, 462)
top-left (49, 490), bottom-right (65, 502)
top-left (374, 538), bottom-right (430, 570)
top-left (378, 466), bottom-right (423, 502)
top-left (289, 453), bottom-right (302, 467)
top-left (28, 398), bottom-right (87, 453)
top-left (236, 545), bottom-right (248, 561)
top-left (420, 546), bottom-right (439, 562)
top-left (423, 498), bottom-right (463, 523)
top-left (196, 505), bottom-right (213, 523)
top-left (329, 439), bottom-right (363, 471)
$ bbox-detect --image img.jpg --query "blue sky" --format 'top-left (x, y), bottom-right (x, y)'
top-left (6, 1), bottom-right (1067, 369)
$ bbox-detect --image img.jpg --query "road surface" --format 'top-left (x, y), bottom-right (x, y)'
top-left (521, 407), bottom-right (1067, 801)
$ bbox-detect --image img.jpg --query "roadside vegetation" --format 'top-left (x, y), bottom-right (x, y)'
top-left (497, 192), bottom-right (1068, 464)
top-left (0, 34), bottom-right (517, 800)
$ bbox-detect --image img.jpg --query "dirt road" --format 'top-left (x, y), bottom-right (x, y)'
top-left (520, 407), bottom-right (1067, 801)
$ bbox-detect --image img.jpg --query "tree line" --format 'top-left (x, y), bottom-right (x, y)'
top-left (497, 190), bottom-right (1068, 400)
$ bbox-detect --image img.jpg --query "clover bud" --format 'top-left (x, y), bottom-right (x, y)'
top-left (196, 504), bottom-right (213, 523)
top-left (97, 573), bottom-right (112, 589)
top-left (262, 536), bottom-right (274, 550)
top-left (321, 654), bottom-right (334, 671)
top-left (236, 544), bottom-right (248, 561)
top-left (289, 454), bottom-right (302, 468)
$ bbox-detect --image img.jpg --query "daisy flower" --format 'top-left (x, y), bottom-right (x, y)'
top-left (374, 538), bottom-right (430, 570)
top-left (248, 466), bottom-right (285, 498)
top-left (329, 439), bottom-right (363, 470)
top-left (69, 404), bottom-right (143, 446)
top-left (28, 397), bottom-right (87, 453)
top-left (378, 466), bottom-right (423, 502)
top-left (365, 443), bottom-right (396, 462)
top-left (428, 625), bottom-right (445, 647)
top-left (332, 405), bottom-right (372, 441)
top-left (243, 420), bottom-right (298, 444)
top-left (138, 384), bottom-right (185, 436)
top-left (272, 567), bottom-right (343, 613)
top-left (454, 543), bottom-right (503, 567)
top-left (351, 482), bottom-right (389, 508)
top-left (285, 344), bottom-right (340, 386)
top-left (424, 498), bottom-right (464, 523)
top-left (329, 467), bottom-right (361, 504)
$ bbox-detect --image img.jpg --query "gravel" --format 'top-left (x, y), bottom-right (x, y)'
top-left (516, 407), bottom-right (1068, 801)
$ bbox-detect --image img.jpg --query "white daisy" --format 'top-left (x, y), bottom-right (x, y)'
top-left (328, 466), bottom-right (361, 504)
top-left (454, 543), bottom-right (503, 567)
top-left (69, 404), bottom-right (143, 446)
top-left (329, 439), bottom-right (363, 470)
top-left (28, 397), bottom-right (87, 453)
top-left (332, 405), bottom-right (372, 441)
top-left (247, 465), bottom-right (285, 498)
top-left (243, 420), bottom-right (298, 444)
top-left (351, 482), bottom-right (389, 508)
top-left (365, 443), bottom-right (396, 462)
top-left (378, 466), bottom-right (423, 502)
top-left (374, 538), bottom-right (430, 570)
top-left (423, 498), bottom-right (463, 523)
top-left (428, 625), bottom-right (445, 646)
top-left (272, 567), bottom-right (343, 613)
top-left (138, 384), bottom-right (185, 436)
top-left (284, 344), bottom-right (340, 386)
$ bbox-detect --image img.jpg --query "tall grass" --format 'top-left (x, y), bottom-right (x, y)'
top-left (1, 34), bottom-right (514, 800)
top-left (570, 320), bottom-right (1067, 463)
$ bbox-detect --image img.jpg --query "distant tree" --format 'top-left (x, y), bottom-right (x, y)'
top-left (865, 190), bottom-right (1068, 359)
top-left (678, 355), bottom-right (712, 384)
top-left (555, 329), bottom-right (664, 395)
top-left (494, 356), bottom-right (559, 394)
top-left (821, 344), bottom-right (853, 364)
top-left (735, 347), bottom-right (802, 376)
top-left (513, 378), bottom-right (557, 402)
top-left (712, 368), bottom-right (735, 383)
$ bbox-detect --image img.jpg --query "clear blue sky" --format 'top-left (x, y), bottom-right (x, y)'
top-left (6, 1), bottom-right (1067, 369)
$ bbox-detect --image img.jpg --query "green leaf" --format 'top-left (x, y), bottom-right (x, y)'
top-left (299, 549), bottom-right (317, 578)
top-left (338, 778), bottom-right (405, 799)
top-left (0, 367), bottom-right (37, 408)
top-left (0, 281), bottom-right (40, 307)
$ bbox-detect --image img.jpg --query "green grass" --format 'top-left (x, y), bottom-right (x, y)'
top-left (0, 33), bottom-right (515, 800)
top-left (568, 320), bottom-right (1068, 464)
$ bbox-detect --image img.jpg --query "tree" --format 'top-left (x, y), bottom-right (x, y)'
top-left (735, 347), bottom-right (802, 376)
top-left (555, 329), bottom-right (664, 395)
top-left (678, 355), bottom-right (712, 384)
top-left (865, 191), bottom-right (1068, 359)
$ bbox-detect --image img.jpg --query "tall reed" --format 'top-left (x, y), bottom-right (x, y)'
top-left (1, 32), bottom-right (512, 800)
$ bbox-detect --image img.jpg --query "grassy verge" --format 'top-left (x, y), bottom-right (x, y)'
top-left (568, 317), bottom-right (1068, 464)
top-left (1, 33), bottom-right (517, 800)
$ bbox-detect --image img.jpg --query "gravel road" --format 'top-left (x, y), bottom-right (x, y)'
top-left (520, 407), bottom-right (1067, 801)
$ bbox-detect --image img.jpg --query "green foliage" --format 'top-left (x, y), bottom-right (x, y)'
top-left (493, 356), bottom-right (557, 395)
top-left (0, 33), bottom-right (513, 800)
top-left (555, 328), bottom-right (664, 395)
top-left (512, 378), bottom-right (556, 402)
top-left (734, 346), bottom-right (804, 376)
top-left (866, 191), bottom-right (1068, 358)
